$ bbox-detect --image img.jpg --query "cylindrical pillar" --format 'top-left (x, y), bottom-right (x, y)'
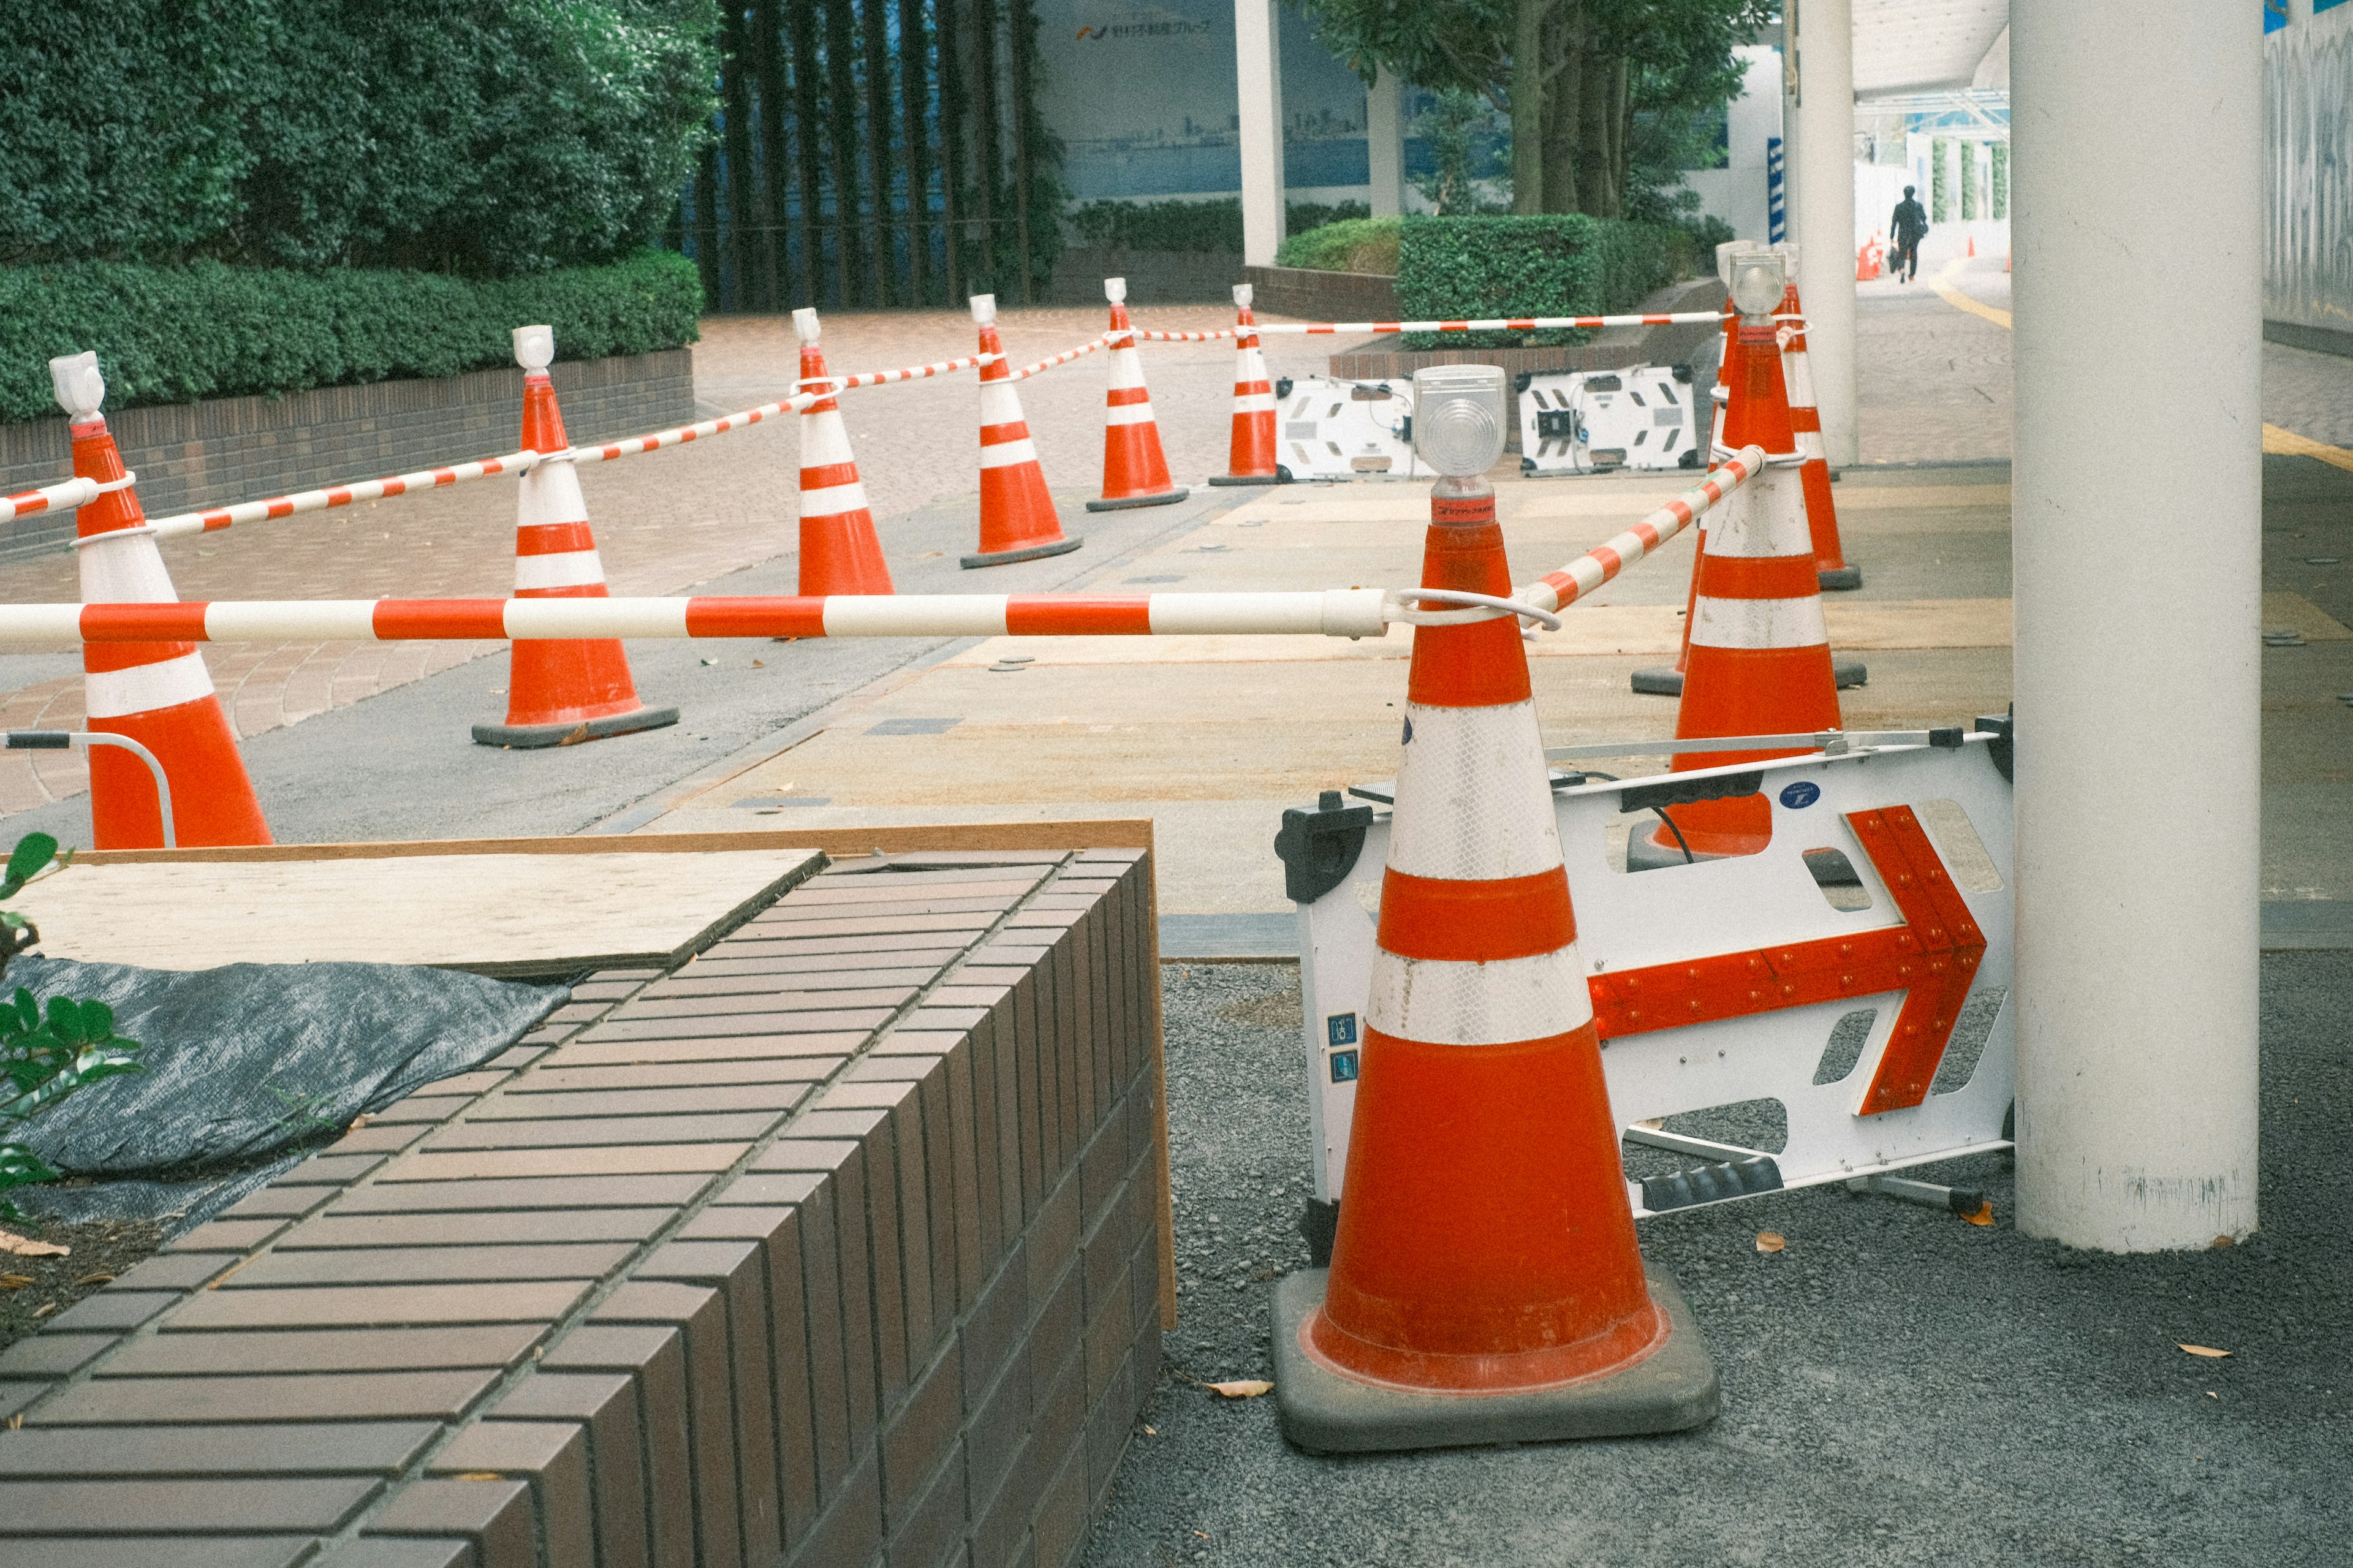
top-left (1366, 70), bottom-right (1404, 220)
top-left (1787, 0), bottom-right (1857, 466)
top-left (1235, 0), bottom-right (1286, 266)
top-left (2010, 0), bottom-right (2263, 1250)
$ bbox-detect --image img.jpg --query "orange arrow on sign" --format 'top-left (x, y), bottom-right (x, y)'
top-left (1588, 805), bottom-right (1988, 1116)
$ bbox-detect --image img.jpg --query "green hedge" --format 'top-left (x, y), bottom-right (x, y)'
top-left (1274, 218), bottom-right (1402, 275)
top-left (1064, 199), bottom-right (1371, 254)
top-left (1394, 216), bottom-right (1681, 347)
top-left (0, 251), bottom-right (702, 424)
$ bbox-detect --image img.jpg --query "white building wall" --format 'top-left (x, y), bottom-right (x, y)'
top-left (1682, 45), bottom-right (1784, 241)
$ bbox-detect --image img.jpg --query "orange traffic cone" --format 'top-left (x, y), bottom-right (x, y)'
top-left (794, 308), bottom-right (895, 596)
top-left (1968, 234), bottom-right (1977, 258)
top-left (962, 294), bottom-right (1081, 569)
top-left (1631, 291), bottom-right (1737, 697)
top-left (474, 328), bottom-right (679, 748)
top-left (1271, 473), bottom-right (1718, 1453)
top-left (1085, 278), bottom-right (1188, 512)
top-left (1629, 280), bottom-right (1845, 871)
top-left (49, 353), bottom-right (271, 849)
top-left (1775, 279), bottom-right (1862, 591)
top-left (1207, 283), bottom-right (1283, 486)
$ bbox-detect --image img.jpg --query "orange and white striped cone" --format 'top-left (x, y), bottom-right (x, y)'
top-left (1774, 266), bottom-right (1861, 591)
top-left (473, 327), bottom-right (679, 749)
top-left (1207, 283), bottom-right (1284, 486)
top-left (793, 308), bottom-right (895, 596)
top-left (1085, 278), bottom-right (1189, 512)
top-left (961, 294), bottom-right (1082, 569)
top-left (50, 354), bottom-right (270, 849)
top-left (1631, 293), bottom-right (1737, 697)
top-left (1629, 290), bottom-right (1846, 871)
top-left (1271, 473), bottom-right (1718, 1453)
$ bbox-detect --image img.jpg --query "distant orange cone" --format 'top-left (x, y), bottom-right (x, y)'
top-left (963, 294), bottom-right (1081, 569)
top-left (50, 352), bottom-right (270, 849)
top-left (1270, 470), bottom-right (1719, 1453)
top-left (1774, 275), bottom-right (1861, 591)
top-left (1968, 235), bottom-right (1977, 258)
top-left (1631, 269), bottom-right (1844, 870)
top-left (1208, 284), bottom-right (1283, 485)
top-left (1086, 278), bottom-right (1188, 512)
top-left (1631, 289), bottom-right (1736, 697)
top-left (474, 327), bottom-right (679, 748)
top-left (794, 308), bottom-right (894, 596)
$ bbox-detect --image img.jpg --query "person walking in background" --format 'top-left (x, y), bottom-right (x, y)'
top-left (1890, 186), bottom-right (1930, 282)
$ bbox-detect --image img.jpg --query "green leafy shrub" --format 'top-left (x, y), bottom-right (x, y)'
top-left (0, 252), bottom-right (702, 424)
top-left (0, 833), bottom-right (143, 1211)
top-left (1394, 215), bottom-right (1681, 347)
top-left (1064, 199), bottom-right (1372, 255)
top-left (1275, 218), bottom-right (1403, 275)
top-left (0, 1), bottom-right (718, 278)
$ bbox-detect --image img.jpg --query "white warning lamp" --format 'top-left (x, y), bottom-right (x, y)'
top-left (1411, 363), bottom-right (1507, 479)
top-left (1729, 252), bottom-right (1787, 320)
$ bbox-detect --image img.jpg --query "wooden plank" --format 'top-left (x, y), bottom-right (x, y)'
top-left (78, 821), bottom-right (1156, 867)
top-left (18, 850), bottom-right (828, 979)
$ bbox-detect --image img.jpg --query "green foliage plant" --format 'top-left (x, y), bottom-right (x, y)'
top-left (1932, 138), bottom-right (1953, 222)
top-left (0, 251), bottom-right (702, 425)
top-left (1394, 213), bottom-right (1678, 346)
top-left (1275, 218), bottom-right (1404, 274)
top-left (0, 834), bottom-right (142, 1211)
top-left (1990, 142), bottom-right (2009, 220)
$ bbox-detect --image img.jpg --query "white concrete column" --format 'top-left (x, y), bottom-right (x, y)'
top-left (1366, 70), bottom-right (1404, 220)
top-left (2010, 0), bottom-right (2263, 1250)
top-left (1235, 0), bottom-right (1287, 265)
top-left (1787, 0), bottom-right (1858, 465)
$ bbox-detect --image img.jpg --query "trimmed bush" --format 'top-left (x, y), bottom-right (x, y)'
top-left (1274, 218), bottom-right (1402, 275)
top-left (1065, 199), bottom-right (1371, 255)
top-left (1393, 216), bottom-right (1681, 347)
top-left (0, 252), bottom-right (702, 424)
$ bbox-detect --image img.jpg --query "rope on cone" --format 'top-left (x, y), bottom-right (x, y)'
top-left (1007, 335), bottom-right (1113, 382)
top-left (1517, 445), bottom-right (1764, 613)
top-left (797, 352), bottom-right (987, 390)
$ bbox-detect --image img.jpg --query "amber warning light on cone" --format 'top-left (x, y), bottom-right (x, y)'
top-left (1409, 364), bottom-right (1507, 477)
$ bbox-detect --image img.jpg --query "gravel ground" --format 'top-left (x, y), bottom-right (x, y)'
top-left (1086, 956), bottom-right (2353, 1568)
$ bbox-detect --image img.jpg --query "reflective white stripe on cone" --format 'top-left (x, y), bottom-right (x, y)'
top-left (50, 352), bottom-right (270, 849)
top-left (477, 325), bottom-right (677, 748)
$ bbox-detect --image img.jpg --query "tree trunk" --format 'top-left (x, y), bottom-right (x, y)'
top-left (823, 0), bottom-right (863, 303)
top-left (1610, 55), bottom-right (1631, 216)
top-left (1540, 0), bottom-right (1581, 213)
top-left (1577, 47), bottom-right (1617, 218)
top-left (971, 0), bottom-right (1001, 289)
top-left (938, 0), bottom-right (966, 303)
top-left (721, 4), bottom-right (759, 310)
top-left (1007, 0), bottom-right (1035, 301)
top-left (898, 0), bottom-right (930, 306)
top-left (863, 0), bottom-right (897, 304)
top-left (1510, 0), bottom-right (1548, 215)
top-left (752, 0), bottom-right (790, 309)
top-left (787, 0), bottom-right (827, 305)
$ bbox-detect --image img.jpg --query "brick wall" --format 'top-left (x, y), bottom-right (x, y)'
top-left (0, 349), bottom-right (697, 562)
top-left (0, 846), bottom-right (1165, 1568)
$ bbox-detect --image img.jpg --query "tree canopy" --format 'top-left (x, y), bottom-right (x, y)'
top-left (1297, 0), bottom-right (1770, 222)
top-left (0, 0), bottom-right (718, 276)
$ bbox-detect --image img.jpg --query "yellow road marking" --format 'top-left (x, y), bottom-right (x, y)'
top-left (1930, 257), bottom-right (2353, 472)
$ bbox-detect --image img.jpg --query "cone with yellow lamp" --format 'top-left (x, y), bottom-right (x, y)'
top-left (1271, 363), bottom-right (1719, 1453)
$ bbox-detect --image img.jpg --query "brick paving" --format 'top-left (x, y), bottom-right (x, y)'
top-left (0, 847), bottom-right (1163, 1568)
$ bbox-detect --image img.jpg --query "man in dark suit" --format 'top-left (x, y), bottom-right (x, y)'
top-left (1891, 185), bottom-right (1930, 282)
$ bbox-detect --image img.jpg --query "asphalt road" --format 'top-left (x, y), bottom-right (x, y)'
top-left (1089, 958), bottom-right (2352, 1568)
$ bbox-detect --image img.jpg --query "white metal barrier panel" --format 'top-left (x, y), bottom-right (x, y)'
top-left (1285, 733), bottom-right (2015, 1221)
top-left (1517, 366), bottom-right (1702, 475)
top-left (1276, 376), bottom-right (1422, 480)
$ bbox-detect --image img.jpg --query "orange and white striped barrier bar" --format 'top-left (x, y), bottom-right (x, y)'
top-left (1516, 446), bottom-right (1763, 613)
top-left (1007, 336), bottom-right (1112, 382)
top-left (1135, 309), bottom-right (1731, 342)
top-left (798, 353), bottom-right (986, 391)
top-left (4, 475), bottom-right (102, 521)
top-left (0, 589), bottom-right (1395, 645)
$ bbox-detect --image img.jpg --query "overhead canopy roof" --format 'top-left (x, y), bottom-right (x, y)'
top-left (1852, 1), bottom-right (2010, 97)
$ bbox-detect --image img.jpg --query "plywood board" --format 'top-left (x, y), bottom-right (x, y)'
top-left (18, 849), bottom-right (827, 978)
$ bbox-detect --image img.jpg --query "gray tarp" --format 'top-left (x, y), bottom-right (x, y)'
top-left (4, 956), bottom-right (563, 1227)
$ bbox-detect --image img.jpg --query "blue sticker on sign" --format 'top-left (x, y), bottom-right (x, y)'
top-left (1328, 1050), bottom-right (1360, 1083)
top-left (1326, 1013), bottom-right (1358, 1047)
top-left (1779, 781), bottom-right (1821, 809)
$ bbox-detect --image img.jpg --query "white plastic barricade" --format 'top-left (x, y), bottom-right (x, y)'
top-left (1275, 376), bottom-right (1422, 480)
top-left (1517, 366), bottom-right (1701, 475)
top-left (1282, 732), bottom-right (2015, 1227)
